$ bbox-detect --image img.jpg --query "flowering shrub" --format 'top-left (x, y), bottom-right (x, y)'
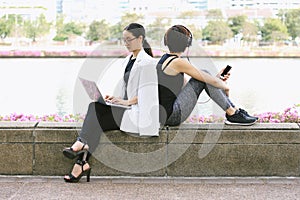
top-left (12, 50), bottom-right (41, 57)
top-left (0, 105), bottom-right (299, 123)
top-left (0, 51), bottom-right (11, 56)
top-left (43, 51), bottom-right (71, 57)
top-left (255, 104), bottom-right (299, 123)
top-left (186, 104), bottom-right (300, 124)
top-left (187, 115), bottom-right (225, 123)
top-left (0, 49), bottom-right (129, 57)
top-left (0, 113), bottom-right (85, 122)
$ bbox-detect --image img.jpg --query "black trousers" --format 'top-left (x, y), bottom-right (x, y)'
top-left (78, 102), bottom-right (126, 154)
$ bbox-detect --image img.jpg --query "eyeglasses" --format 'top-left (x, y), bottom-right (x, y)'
top-left (122, 37), bottom-right (137, 44)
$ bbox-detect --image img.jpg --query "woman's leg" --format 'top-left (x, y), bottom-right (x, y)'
top-left (165, 78), bottom-right (206, 126)
top-left (64, 102), bottom-right (125, 181)
top-left (166, 77), bottom-right (233, 126)
top-left (77, 102), bottom-right (126, 153)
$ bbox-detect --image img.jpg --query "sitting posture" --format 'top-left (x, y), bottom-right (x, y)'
top-left (157, 25), bottom-right (258, 127)
top-left (63, 23), bottom-right (159, 183)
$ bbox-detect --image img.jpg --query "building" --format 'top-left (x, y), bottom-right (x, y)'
top-left (58, 0), bottom-right (129, 23)
top-left (56, 0), bottom-right (63, 14)
top-left (0, 0), bottom-right (56, 21)
top-left (228, 0), bottom-right (300, 16)
top-left (208, 0), bottom-right (231, 10)
top-left (1, 0), bottom-right (300, 24)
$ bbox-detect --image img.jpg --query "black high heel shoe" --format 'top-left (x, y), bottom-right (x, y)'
top-left (64, 152), bottom-right (91, 183)
top-left (63, 141), bottom-right (88, 159)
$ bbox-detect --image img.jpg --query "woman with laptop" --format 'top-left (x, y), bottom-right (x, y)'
top-left (63, 23), bottom-right (159, 183)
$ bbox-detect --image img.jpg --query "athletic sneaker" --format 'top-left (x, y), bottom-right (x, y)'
top-left (225, 110), bottom-right (257, 125)
top-left (239, 108), bottom-right (259, 120)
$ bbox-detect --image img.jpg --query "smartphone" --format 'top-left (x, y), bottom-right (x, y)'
top-left (220, 65), bottom-right (232, 78)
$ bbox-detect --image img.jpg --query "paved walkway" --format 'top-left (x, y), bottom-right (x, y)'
top-left (1, 176), bottom-right (300, 200)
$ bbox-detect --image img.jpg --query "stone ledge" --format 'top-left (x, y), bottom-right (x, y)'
top-left (0, 122), bottom-right (299, 177)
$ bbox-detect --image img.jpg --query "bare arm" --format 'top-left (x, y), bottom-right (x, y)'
top-left (172, 59), bottom-right (229, 92)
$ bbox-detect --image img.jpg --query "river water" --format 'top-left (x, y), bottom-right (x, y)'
top-left (0, 57), bottom-right (299, 116)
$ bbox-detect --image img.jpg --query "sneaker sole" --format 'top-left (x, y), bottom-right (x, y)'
top-left (224, 120), bottom-right (257, 126)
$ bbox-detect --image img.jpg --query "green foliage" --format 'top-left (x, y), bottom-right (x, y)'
top-left (242, 21), bottom-right (259, 41)
top-left (0, 17), bottom-right (11, 39)
top-left (23, 14), bottom-right (51, 42)
top-left (53, 14), bottom-right (85, 41)
top-left (0, 14), bottom-right (23, 39)
top-left (187, 24), bottom-right (202, 40)
top-left (86, 20), bottom-right (110, 42)
top-left (108, 22), bottom-right (122, 40)
top-left (109, 12), bottom-right (144, 40)
top-left (63, 22), bottom-right (84, 36)
top-left (203, 20), bottom-right (233, 44)
top-left (120, 12), bottom-right (144, 29)
top-left (228, 15), bottom-right (247, 35)
top-left (178, 11), bottom-right (200, 19)
top-left (261, 18), bottom-right (289, 42)
top-left (206, 9), bottom-right (223, 21)
top-left (147, 17), bottom-right (171, 42)
top-left (283, 9), bottom-right (300, 39)
top-left (52, 35), bottom-right (68, 41)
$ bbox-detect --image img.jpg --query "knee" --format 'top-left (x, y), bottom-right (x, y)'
top-left (88, 102), bottom-right (96, 108)
top-left (87, 102), bottom-right (97, 113)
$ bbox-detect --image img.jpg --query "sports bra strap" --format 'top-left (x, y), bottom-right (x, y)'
top-left (162, 56), bottom-right (178, 71)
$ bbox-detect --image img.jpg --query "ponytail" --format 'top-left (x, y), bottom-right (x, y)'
top-left (143, 39), bottom-right (153, 57)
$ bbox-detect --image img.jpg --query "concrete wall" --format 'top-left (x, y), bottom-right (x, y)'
top-left (0, 122), bottom-right (299, 177)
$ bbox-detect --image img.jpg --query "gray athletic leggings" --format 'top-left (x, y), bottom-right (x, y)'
top-left (166, 73), bottom-right (234, 126)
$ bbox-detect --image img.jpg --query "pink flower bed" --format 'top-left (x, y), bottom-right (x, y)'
top-left (43, 51), bottom-right (71, 57)
top-left (1, 105), bottom-right (299, 123)
top-left (12, 50), bottom-right (41, 57)
top-left (187, 104), bottom-right (300, 124)
top-left (0, 51), bottom-right (11, 56)
top-left (0, 49), bottom-right (131, 57)
top-left (0, 113), bottom-right (85, 122)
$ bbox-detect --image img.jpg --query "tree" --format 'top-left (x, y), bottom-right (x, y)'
top-left (23, 14), bottom-right (51, 42)
top-left (54, 14), bottom-right (65, 40)
top-left (120, 12), bottom-right (144, 29)
top-left (109, 12), bottom-right (144, 40)
top-left (206, 9), bottom-right (223, 21)
top-left (203, 20), bottom-right (233, 44)
top-left (63, 22), bottom-right (84, 36)
top-left (53, 14), bottom-right (85, 41)
top-left (281, 9), bottom-right (300, 40)
top-left (187, 24), bottom-right (202, 40)
top-left (86, 20), bottom-right (110, 42)
top-left (261, 18), bottom-right (288, 42)
top-left (0, 17), bottom-right (11, 39)
top-left (147, 17), bottom-right (171, 43)
top-left (228, 15), bottom-right (247, 35)
top-left (242, 21), bottom-right (259, 42)
top-left (178, 11), bottom-right (200, 19)
top-left (0, 14), bottom-right (23, 39)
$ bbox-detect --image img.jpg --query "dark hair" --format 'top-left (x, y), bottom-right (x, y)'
top-left (124, 23), bottom-right (153, 57)
top-left (164, 25), bottom-right (193, 53)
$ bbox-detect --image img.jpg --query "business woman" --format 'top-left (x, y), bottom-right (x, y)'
top-left (63, 23), bottom-right (159, 183)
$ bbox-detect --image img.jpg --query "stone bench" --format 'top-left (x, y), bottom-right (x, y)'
top-left (0, 122), bottom-right (299, 177)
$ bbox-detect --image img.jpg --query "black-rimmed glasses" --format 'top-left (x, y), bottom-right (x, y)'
top-left (122, 37), bottom-right (137, 44)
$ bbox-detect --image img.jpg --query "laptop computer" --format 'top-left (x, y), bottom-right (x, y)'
top-left (79, 77), bottom-right (131, 109)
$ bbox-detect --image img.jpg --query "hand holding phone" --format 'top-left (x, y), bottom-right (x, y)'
top-left (220, 65), bottom-right (232, 79)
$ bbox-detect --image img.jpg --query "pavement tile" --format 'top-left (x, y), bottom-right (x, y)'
top-left (1, 176), bottom-right (300, 200)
